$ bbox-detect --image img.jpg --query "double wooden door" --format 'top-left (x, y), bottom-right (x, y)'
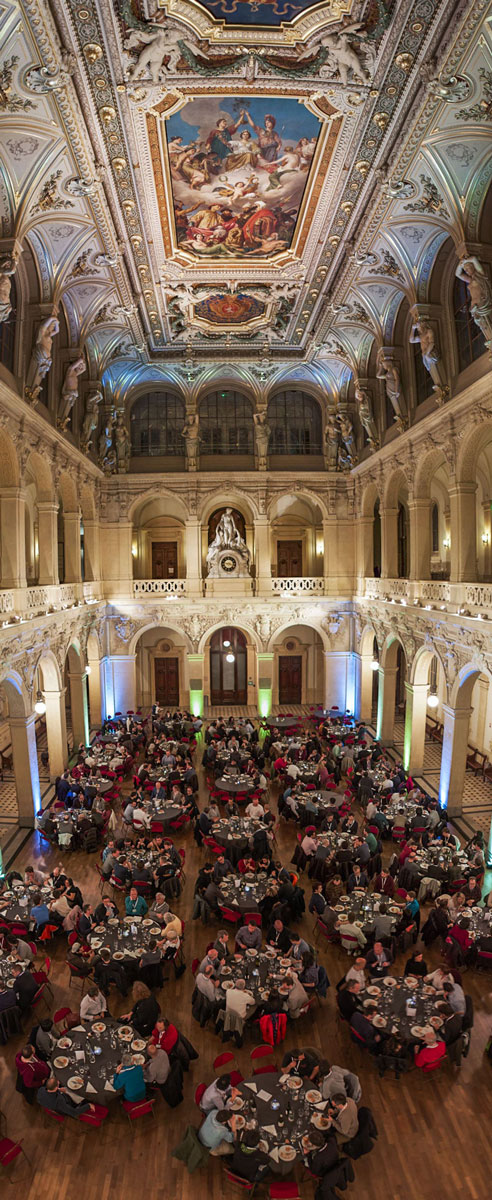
top-left (278, 655), bottom-right (302, 704)
top-left (152, 542), bottom-right (178, 578)
top-left (155, 657), bottom-right (179, 706)
top-left (276, 540), bottom-right (302, 577)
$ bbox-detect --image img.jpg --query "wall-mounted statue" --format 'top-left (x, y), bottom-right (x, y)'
top-left (81, 389), bottom-right (102, 452)
top-left (114, 409), bottom-right (131, 473)
top-left (181, 413), bottom-right (200, 472)
top-left (409, 317), bottom-right (449, 404)
top-left (58, 355), bottom-right (85, 430)
top-left (0, 250), bottom-right (19, 325)
top-left (98, 411), bottom-right (115, 474)
top-left (354, 380), bottom-right (379, 448)
top-left (324, 411), bottom-right (340, 470)
top-left (455, 257), bottom-right (492, 358)
top-left (253, 410), bottom-right (271, 469)
top-left (206, 508), bottom-right (251, 578)
top-left (24, 315), bottom-right (59, 405)
top-left (376, 349), bottom-right (407, 430)
top-left (338, 413), bottom-right (357, 469)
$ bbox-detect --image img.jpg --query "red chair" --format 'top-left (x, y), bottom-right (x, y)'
top-left (194, 1083), bottom-right (207, 1108)
top-left (42, 1109), bottom-right (66, 1126)
top-left (213, 1051), bottom-right (238, 1073)
top-left (53, 1006), bottom-right (72, 1031)
top-left (250, 1046), bottom-right (277, 1074)
top-left (150, 821), bottom-right (165, 834)
top-left (31, 982), bottom-right (50, 1014)
top-left (178, 848), bottom-right (187, 882)
top-left (243, 912), bottom-right (262, 927)
top-left (67, 963), bottom-right (89, 994)
top-left (0, 1137), bottom-right (31, 1180)
top-left (315, 918), bottom-right (340, 946)
top-left (269, 1185), bottom-right (301, 1200)
top-left (219, 906), bottom-right (241, 925)
top-left (122, 1097), bottom-right (155, 1127)
top-left (43, 956), bottom-right (54, 998)
top-left (223, 1166), bottom-right (257, 1193)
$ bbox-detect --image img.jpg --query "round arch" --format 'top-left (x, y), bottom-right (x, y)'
top-left (199, 620), bottom-right (261, 655)
top-left (456, 418), bottom-right (492, 486)
top-left (129, 488), bottom-right (189, 525)
top-left (267, 489), bottom-right (329, 523)
top-left (413, 447), bottom-right (451, 501)
top-left (130, 621), bottom-right (194, 656)
top-left (410, 644), bottom-right (447, 689)
top-left (0, 671), bottom-right (41, 825)
top-left (360, 481), bottom-right (381, 519)
top-left (267, 619), bottom-right (330, 654)
top-left (198, 490), bottom-right (259, 527)
top-left (0, 670), bottom-right (30, 718)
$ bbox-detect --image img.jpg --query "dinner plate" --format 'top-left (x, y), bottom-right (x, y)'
top-left (54, 1056), bottom-right (69, 1068)
top-left (389, 906), bottom-right (400, 914)
top-left (246, 948), bottom-right (258, 957)
top-left (229, 1097), bottom-right (244, 1111)
top-left (221, 966), bottom-right (232, 976)
top-left (265, 948), bottom-right (276, 958)
top-left (222, 980), bottom-right (234, 990)
top-left (405, 978), bottom-right (418, 989)
top-left (58, 1037), bottom-right (72, 1049)
top-left (67, 1076), bottom-right (84, 1089)
top-left (6, 978), bottom-right (14, 987)
top-left (150, 926), bottom-right (161, 936)
top-left (366, 985), bottom-right (381, 996)
top-left (142, 918), bottom-right (153, 926)
top-left (286, 1076), bottom-right (302, 1090)
top-left (311, 1113), bottom-right (331, 1130)
top-left (90, 939), bottom-right (102, 950)
top-left (132, 1053), bottom-right (145, 1065)
top-left (429, 1016), bottom-right (443, 1029)
top-left (422, 985), bottom-right (435, 996)
top-left (278, 1145), bottom-right (296, 1162)
top-left (410, 1025), bottom-right (426, 1038)
top-left (354, 920), bottom-right (363, 928)
top-left (118, 1025), bottom-right (132, 1036)
top-left (234, 1115), bottom-right (246, 1130)
top-left (383, 976), bottom-right (397, 987)
top-left (372, 1015), bottom-right (387, 1028)
top-left (305, 1089), bottom-right (322, 1104)
top-left (108, 918), bottom-right (119, 926)
top-left (131, 1039), bottom-right (146, 1051)
top-left (113, 951), bottom-right (125, 960)
top-left (279, 958), bottom-right (291, 967)
top-left (94, 925), bottom-right (106, 933)
top-left (279, 984), bottom-right (290, 995)
top-left (334, 904), bottom-right (344, 912)
top-left (92, 1022), bottom-right (106, 1034)
top-left (363, 998), bottom-right (376, 1008)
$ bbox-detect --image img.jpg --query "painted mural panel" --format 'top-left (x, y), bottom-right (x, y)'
top-left (165, 96), bottom-right (321, 260)
top-left (188, 0), bottom-right (321, 25)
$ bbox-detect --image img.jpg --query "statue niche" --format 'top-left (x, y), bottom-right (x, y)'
top-left (206, 506), bottom-right (251, 578)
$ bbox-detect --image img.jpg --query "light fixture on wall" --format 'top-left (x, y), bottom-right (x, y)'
top-left (316, 538), bottom-right (324, 556)
top-left (131, 545), bottom-right (138, 557)
top-left (226, 652), bottom-right (235, 663)
top-left (85, 665), bottom-right (92, 675)
top-left (370, 658), bottom-right (379, 672)
top-left (34, 690), bottom-right (46, 715)
top-left (482, 532), bottom-right (490, 544)
top-left (442, 536), bottom-right (450, 549)
top-left (223, 639), bottom-right (231, 648)
top-left (427, 691), bottom-right (439, 708)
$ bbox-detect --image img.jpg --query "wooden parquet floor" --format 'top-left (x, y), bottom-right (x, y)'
top-left (1, 748), bottom-right (492, 1200)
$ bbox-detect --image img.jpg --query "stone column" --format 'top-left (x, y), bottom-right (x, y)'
top-left (324, 652), bottom-right (351, 714)
top-left (376, 665), bottom-right (398, 744)
top-left (68, 670), bottom-right (89, 748)
top-left (381, 506), bottom-right (398, 578)
top-left (43, 686), bottom-right (69, 779)
top-left (87, 661), bottom-right (103, 730)
top-left (106, 654), bottom-right (136, 716)
top-left (356, 515), bottom-right (374, 580)
top-left (36, 501), bottom-right (58, 585)
top-left (254, 517), bottom-right (272, 595)
top-left (9, 712), bottom-right (42, 827)
top-left (257, 652), bottom-right (274, 717)
top-left (449, 483), bottom-right (477, 581)
top-left (83, 519), bottom-right (100, 583)
top-left (63, 512), bottom-right (82, 583)
top-left (0, 487), bottom-right (27, 588)
top-left (322, 517), bottom-right (336, 588)
top-left (187, 653), bottom-right (205, 716)
top-left (357, 652), bottom-right (376, 723)
top-left (409, 499), bottom-right (431, 580)
top-left (184, 519), bottom-right (202, 596)
top-left (403, 681), bottom-right (429, 773)
top-left (439, 703), bottom-right (472, 817)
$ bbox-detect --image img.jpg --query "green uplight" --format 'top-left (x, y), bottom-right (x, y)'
top-left (258, 688), bottom-right (271, 719)
top-left (189, 689), bottom-right (203, 718)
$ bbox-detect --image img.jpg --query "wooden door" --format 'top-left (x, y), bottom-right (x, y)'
top-left (277, 540), bottom-right (302, 577)
top-left (278, 655), bottom-right (302, 704)
top-left (152, 542), bottom-right (178, 579)
top-left (154, 658), bottom-right (179, 706)
top-left (210, 628), bottom-right (247, 705)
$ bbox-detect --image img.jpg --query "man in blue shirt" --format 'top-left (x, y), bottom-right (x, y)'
top-left (113, 1052), bottom-right (146, 1101)
top-left (30, 894), bottom-right (50, 931)
top-left (198, 1107), bottom-right (238, 1155)
top-left (125, 888), bottom-right (148, 917)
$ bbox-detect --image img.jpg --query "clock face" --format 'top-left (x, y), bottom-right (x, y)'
top-left (221, 555), bottom-right (237, 573)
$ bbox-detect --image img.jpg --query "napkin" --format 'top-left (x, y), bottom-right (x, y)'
top-left (104, 1080), bottom-right (116, 1092)
top-left (244, 1081), bottom-right (258, 1093)
top-left (269, 1147), bottom-right (280, 1162)
top-left (65, 1090), bottom-right (85, 1105)
top-left (72, 1026), bottom-right (85, 1033)
top-left (314, 1101), bottom-right (328, 1110)
top-left (86, 1082), bottom-right (96, 1094)
top-left (279, 1074), bottom-right (289, 1084)
top-left (257, 1089), bottom-right (272, 1102)
top-left (263, 1124), bottom-right (277, 1135)
top-left (75, 1050), bottom-right (85, 1061)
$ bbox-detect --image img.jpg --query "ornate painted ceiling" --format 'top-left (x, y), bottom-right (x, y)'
top-left (1, 0), bottom-right (491, 404)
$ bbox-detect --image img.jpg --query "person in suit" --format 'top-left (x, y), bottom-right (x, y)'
top-left (229, 1128), bottom-right (270, 1181)
top-left (11, 965), bottom-right (38, 1013)
top-left (350, 1006), bottom-right (382, 1051)
top-left (366, 942), bottom-right (392, 979)
top-left (38, 1075), bottom-right (106, 1120)
top-left (346, 866), bottom-right (369, 893)
top-left (265, 919), bottom-right (292, 953)
top-left (337, 981), bottom-right (362, 1022)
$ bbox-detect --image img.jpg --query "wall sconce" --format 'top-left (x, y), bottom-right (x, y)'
top-left (370, 658), bottom-right (380, 672)
top-left (131, 545), bottom-right (138, 557)
top-left (316, 538), bottom-right (324, 556)
top-left (482, 532), bottom-right (490, 545)
top-left (427, 692), bottom-right (439, 709)
top-left (34, 690), bottom-right (46, 715)
top-left (442, 536), bottom-right (450, 550)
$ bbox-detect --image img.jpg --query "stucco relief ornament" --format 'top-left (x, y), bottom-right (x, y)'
top-left (409, 318), bottom-right (449, 404)
top-left (455, 257), bottom-right (492, 359)
top-left (58, 356), bottom-right (85, 430)
top-left (337, 413), bottom-right (357, 470)
top-left (301, 23), bottom-right (372, 86)
top-left (253, 411), bottom-right (270, 470)
top-left (24, 52), bottom-right (76, 93)
top-left (98, 413), bottom-right (116, 474)
top-left (444, 647), bottom-right (459, 685)
top-left (114, 617), bottom-right (135, 643)
top-left (324, 411), bottom-right (340, 471)
top-left (123, 23), bottom-right (196, 89)
top-left (114, 410), bottom-right (131, 473)
top-left (24, 316), bottom-right (59, 405)
top-left (420, 63), bottom-right (471, 104)
top-left (255, 614), bottom-right (271, 644)
top-left (181, 414), bottom-right (200, 473)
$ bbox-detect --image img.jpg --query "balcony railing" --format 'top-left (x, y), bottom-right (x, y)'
top-left (272, 577), bottom-right (325, 595)
top-left (133, 579), bottom-right (186, 596)
top-left (360, 577), bottom-right (492, 615)
top-left (0, 582), bottom-right (103, 621)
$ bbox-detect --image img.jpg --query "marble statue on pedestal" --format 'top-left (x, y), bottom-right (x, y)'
top-left (206, 508), bottom-right (251, 578)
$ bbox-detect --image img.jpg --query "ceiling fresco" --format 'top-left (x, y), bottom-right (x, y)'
top-left (0, 0), bottom-right (491, 449)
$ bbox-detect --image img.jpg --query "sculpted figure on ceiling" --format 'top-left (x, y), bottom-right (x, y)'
top-left (81, 389), bottom-right (102, 453)
top-left (123, 23), bottom-right (195, 83)
top-left (0, 250), bottom-right (19, 325)
top-left (376, 349), bottom-right (407, 431)
top-left (456, 257), bottom-right (492, 358)
top-left (354, 379), bottom-right (378, 449)
top-left (409, 318), bottom-right (449, 405)
top-left (58, 356), bottom-right (86, 431)
top-left (25, 316), bottom-right (59, 405)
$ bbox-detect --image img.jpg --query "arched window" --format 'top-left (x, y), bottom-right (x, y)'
top-left (431, 502), bottom-right (439, 553)
top-left (453, 275), bottom-right (486, 371)
top-left (199, 391), bottom-right (254, 455)
top-left (130, 392), bottom-right (185, 457)
top-left (412, 338), bottom-right (434, 405)
top-left (0, 276), bottom-right (16, 373)
top-left (267, 391), bottom-right (322, 455)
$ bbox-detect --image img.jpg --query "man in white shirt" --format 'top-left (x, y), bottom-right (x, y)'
top-left (287, 762), bottom-right (300, 781)
top-left (301, 833), bottom-right (318, 857)
top-left (132, 806), bottom-right (151, 829)
top-left (345, 957), bottom-right (367, 988)
top-left (225, 979), bottom-right (256, 1020)
top-left (245, 798), bottom-right (264, 820)
top-left (80, 986), bottom-right (107, 1021)
top-left (337, 915), bottom-right (367, 950)
top-left (285, 974), bottom-right (309, 1018)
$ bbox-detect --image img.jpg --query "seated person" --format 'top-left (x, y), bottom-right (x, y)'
top-left (304, 1127), bottom-right (339, 1177)
top-left (414, 1029), bottom-right (446, 1069)
top-left (236, 921), bottom-right (262, 951)
top-left (366, 941), bottom-right (392, 979)
top-left (113, 1051), bottom-right (146, 1100)
top-left (229, 1128), bottom-right (270, 1181)
top-left (198, 1108), bottom-right (238, 1156)
top-left (125, 888), bottom-right (148, 918)
top-left (38, 1074), bottom-right (106, 1120)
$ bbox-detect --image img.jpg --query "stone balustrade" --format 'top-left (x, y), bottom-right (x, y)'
top-left (271, 576), bottom-right (325, 595)
top-left (133, 578), bottom-right (187, 596)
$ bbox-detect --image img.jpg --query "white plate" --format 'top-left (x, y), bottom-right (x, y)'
top-left (113, 951), bottom-right (125, 960)
top-left (132, 1053), bottom-right (145, 1065)
top-left (229, 1097), bottom-right (244, 1111)
top-left (67, 1076), bottom-right (84, 1089)
top-left (92, 1022), bottom-right (106, 1034)
top-left (57, 1038), bottom-right (72, 1049)
top-left (383, 976), bottom-right (397, 987)
top-left (311, 1113), bottom-right (331, 1130)
top-left (305, 1089), bottom-right (322, 1104)
top-left (131, 1039), bottom-right (146, 1051)
top-left (372, 1015), bottom-right (387, 1028)
top-left (54, 1056), bottom-right (69, 1068)
top-left (410, 1025), bottom-right (426, 1038)
top-left (286, 1076), bottom-right (302, 1089)
top-left (278, 1145), bottom-right (296, 1162)
top-left (246, 948), bottom-right (258, 957)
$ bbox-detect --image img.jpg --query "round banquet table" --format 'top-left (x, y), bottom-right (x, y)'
top-left (359, 975), bottom-right (447, 1043)
top-left (0, 948), bottom-right (19, 988)
top-left (234, 1071), bottom-right (333, 1173)
top-left (296, 789), bottom-right (344, 821)
top-left (265, 717), bottom-right (300, 730)
top-left (291, 764), bottom-right (318, 785)
top-left (214, 752), bottom-right (250, 772)
top-left (334, 891), bottom-right (402, 937)
top-left (51, 1017), bottom-right (145, 1105)
top-left (412, 845), bottom-right (472, 883)
top-left (88, 914), bottom-right (163, 965)
top-left (0, 881), bottom-right (55, 925)
top-left (137, 798), bottom-right (184, 828)
top-left (454, 906), bottom-right (492, 950)
top-left (218, 871), bottom-right (275, 914)
top-left (215, 774), bottom-right (255, 795)
top-left (218, 948), bottom-right (297, 1012)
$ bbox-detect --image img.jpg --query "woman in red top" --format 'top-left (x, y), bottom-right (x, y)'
top-left (151, 1018), bottom-right (178, 1055)
top-left (15, 1045), bottom-right (49, 1103)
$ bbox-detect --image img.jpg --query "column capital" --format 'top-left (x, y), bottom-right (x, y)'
top-left (441, 702), bottom-right (473, 720)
